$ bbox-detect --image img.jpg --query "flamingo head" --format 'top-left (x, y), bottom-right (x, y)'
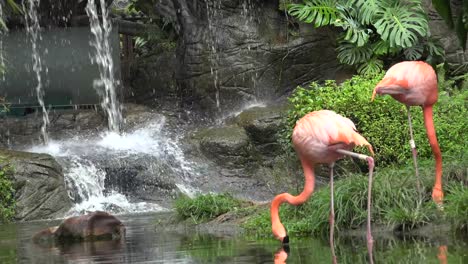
top-left (272, 222), bottom-right (289, 244)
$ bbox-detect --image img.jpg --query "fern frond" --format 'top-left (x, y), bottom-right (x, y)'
top-left (288, 0), bottom-right (339, 27)
top-left (336, 41), bottom-right (373, 65)
top-left (373, 1), bottom-right (428, 48)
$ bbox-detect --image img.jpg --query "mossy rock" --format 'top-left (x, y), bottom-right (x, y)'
top-left (235, 105), bottom-right (287, 156)
top-left (194, 125), bottom-right (260, 174)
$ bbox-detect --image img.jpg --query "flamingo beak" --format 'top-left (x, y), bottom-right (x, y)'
top-left (371, 87), bottom-right (378, 101)
top-left (281, 235), bottom-right (289, 244)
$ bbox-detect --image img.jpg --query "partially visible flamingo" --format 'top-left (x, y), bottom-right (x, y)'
top-left (270, 110), bottom-right (375, 261)
top-left (372, 61), bottom-right (443, 204)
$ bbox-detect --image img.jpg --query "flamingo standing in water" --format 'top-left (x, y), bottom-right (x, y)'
top-left (372, 61), bottom-right (443, 204)
top-left (270, 110), bottom-right (375, 261)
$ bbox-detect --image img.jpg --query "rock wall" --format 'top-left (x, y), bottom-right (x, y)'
top-left (424, 0), bottom-right (467, 65)
top-left (132, 0), bottom-right (339, 115)
top-left (0, 149), bottom-right (72, 221)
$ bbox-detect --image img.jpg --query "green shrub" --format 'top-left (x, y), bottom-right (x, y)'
top-left (174, 193), bottom-right (244, 223)
top-left (285, 73), bottom-right (468, 167)
top-left (0, 158), bottom-right (15, 223)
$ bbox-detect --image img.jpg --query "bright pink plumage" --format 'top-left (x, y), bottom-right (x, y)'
top-left (372, 61), bottom-right (438, 106)
top-left (372, 60), bottom-right (443, 204)
top-left (270, 110), bottom-right (374, 244)
top-left (292, 110), bottom-right (373, 164)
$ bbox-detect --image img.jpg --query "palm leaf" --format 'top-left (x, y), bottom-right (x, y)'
top-left (351, 0), bottom-right (381, 25)
top-left (6, 0), bottom-right (23, 14)
top-left (335, 5), bottom-right (371, 47)
top-left (373, 1), bottom-right (428, 48)
top-left (357, 58), bottom-right (383, 75)
top-left (0, 19), bottom-right (7, 32)
top-left (403, 44), bottom-right (424, 60)
top-left (371, 39), bottom-right (400, 56)
top-left (288, 0), bottom-right (339, 27)
top-left (425, 38), bottom-right (445, 57)
top-left (336, 41), bottom-right (373, 65)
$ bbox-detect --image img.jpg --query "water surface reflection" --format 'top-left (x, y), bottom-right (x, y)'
top-left (0, 213), bottom-right (466, 263)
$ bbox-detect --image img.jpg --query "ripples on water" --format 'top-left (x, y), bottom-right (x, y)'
top-left (0, 213), bottom-right (467, 264)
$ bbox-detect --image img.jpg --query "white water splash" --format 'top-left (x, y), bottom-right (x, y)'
top-left (0, 3), bottom-right (5, 81)
top-left (86, 0), bottom-right (122, 132)
top-left (27, 116), bottom-right (195, 215)
top-left (216, 100), bottom-right (266, 124)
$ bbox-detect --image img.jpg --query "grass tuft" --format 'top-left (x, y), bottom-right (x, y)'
top-left (174, 193), bottom-right (244, 223)
top-left (243, 158), bottom-right (467, 237)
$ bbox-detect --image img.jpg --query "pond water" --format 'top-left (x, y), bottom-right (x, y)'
top-left (0, 213), bottom-right (466, 264)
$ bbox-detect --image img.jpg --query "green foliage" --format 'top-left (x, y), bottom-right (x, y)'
top-left (285, 73), bottom-right (468, 166)
top-left (0, 0), bottom-right (23, 32)
top-left (0, 158), bottom-right (15, 223)
top-left (288, 0), bottom-right (339, 27)
top-left (0, 97), bottom-right (9, 114)
top-left (444, 183), bottom-right (468, 231)
top-left (243, 159), bottom-right (466, 237)
top-left (174, 193), bottom-right (244, 223)
top-left (288, 0), bottom-right (442, 74)
top-left (124, 0), bottom-right (177, 56)
top-left (373, 0), bottom-right (428, 48)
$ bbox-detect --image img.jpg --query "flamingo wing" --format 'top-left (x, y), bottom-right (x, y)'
top-left (293, 110), bottom-right (373, 158)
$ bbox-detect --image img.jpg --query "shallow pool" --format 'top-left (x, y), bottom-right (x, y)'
top-left (0, 213), bottom-right (466, 263)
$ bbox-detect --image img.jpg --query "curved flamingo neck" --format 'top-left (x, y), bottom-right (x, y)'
top-left (271, 158), bottom-right (315, 235)
top-left (422, 106), bottom-right (443, 190)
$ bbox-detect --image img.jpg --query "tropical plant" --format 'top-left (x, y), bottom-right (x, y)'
top-left (0, 0), bottom-right (22, 32)
top-left (0, 97), bottom-right (9, 113)
top-left (287, 0), bottom-right (445, 74)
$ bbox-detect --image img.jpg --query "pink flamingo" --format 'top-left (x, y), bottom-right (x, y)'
top-left (270, 110), bottom-right (375, 261)
top-left (372, 61), bottom-right (443, 204)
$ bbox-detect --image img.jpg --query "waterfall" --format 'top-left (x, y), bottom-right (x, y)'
top-left (205, 0), bottom-right (221, 111)
top-left (28, 115), bottom-right (200, 216)
top-left (0, 2), bottom-right (5, 81)
top-left (23, 0), bottom-right (50, 144)
top-left (85, 0), bottom-right (122, 133)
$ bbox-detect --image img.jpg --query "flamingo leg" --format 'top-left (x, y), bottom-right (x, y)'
top-left (329, 162), bottom-right (337, 264)
top-left (335, 149), bottom-right (374, 245)
top-left (407, 106), bottom-right (422, 199)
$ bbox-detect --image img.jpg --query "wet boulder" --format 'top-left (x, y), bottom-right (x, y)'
top-left (0, 149), bottom-right (72, 221)
top-left (32, 211), bottom-right (125, 245)
top-left (235, 105), bottom-right (286, 158)
top-left (193, 125), bottom-right (260, 176)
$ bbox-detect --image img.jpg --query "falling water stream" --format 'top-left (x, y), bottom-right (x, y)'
top-left (0, 3), bottom-right (5, 81)
top-left (86, 0), bottom-right (122, 132)
top-left (205, 0), bottom-right (260, 113)
top-left (23, 0), bottom-right (50, 144)
top-left (205, 0), bottom-right (221, 111)
top-left (28, 114), bottom-right (200, 216)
